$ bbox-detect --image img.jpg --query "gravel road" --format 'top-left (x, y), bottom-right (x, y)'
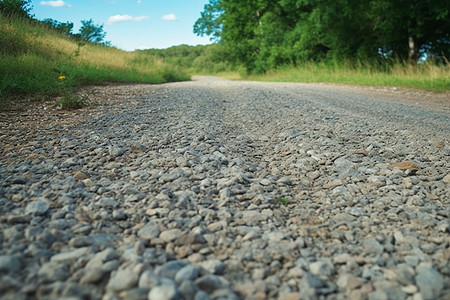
top-left (1, 77), bottom-right (449, 300)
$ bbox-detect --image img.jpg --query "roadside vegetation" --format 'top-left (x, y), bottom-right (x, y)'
top-left (244, 60), bottom-right (450, 92)
top-left (193, 0), bottom-right (450, 92)
top-left (1, 0), bottom-right (448, 110)
top-left (0, 0), bottom-right (188, 109)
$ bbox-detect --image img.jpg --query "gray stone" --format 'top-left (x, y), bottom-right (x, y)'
top-left (124, 287), bottom-right (150, 300)
top-left (50, 247), bottom-right (91, 263)
top-left (194, 290), bottom-right (211, 300)
top-left (336, 273), bottom-right (362, 290)
top-left (195, 275), bottom-right (228, 294)
top-left (178, 280), bottom-right (199, 299)
top-left (300, 272), bottom-right (325, 299)
top-left (156, 260), bottom-right (190, 279)
top-left (259, 178), bottom-right (271, 186)
top-left (38, 262), bottom-right (70, 283)
top-left (199, 260), bottom-right (226, 275)
top-left (404, 256), bottom-right (419, 267)
top-left (138, 221), bottom-right (160, 240)
top-left (109, 146), bottom-right (125, 157)
top-left (139, 270), bottom-right (161, 289)
top-left (80, 268), bottom-right (105, 284)
top-left (211, 289), bottom-right (240, 300)
top-left (25, 199), bottom-right (49, 216)
top-left (86, 248), bottom-right (118, 269)
top-left (160, 229), bottom-right (183, 243)
top-left (345, 207), bottom-right (364, 217)
top-left (332, 253), bottom-right (353, 264)
top-left (98, 197), bottom-right (119, 208)
top-left (415, 264), bottom-right (444, 300)
top-left (0, 255), bottom-right (21, 273)
top-left (309, 259), bottom-right (334, 277)
top-left (363, 239), bottom-right (384, 256)
top-left (148, 283), bottom-right (180, 300)
top-left (241, 211), bottom-right (267, 225)
top-left (175, 265), bottom-right (200, 283)
top-left (106, 268), bottom-right (139, 292)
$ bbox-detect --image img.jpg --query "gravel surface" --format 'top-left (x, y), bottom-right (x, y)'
top-left (1, 77), bottom-right (449, 300)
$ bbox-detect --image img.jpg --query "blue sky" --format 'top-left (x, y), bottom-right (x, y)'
top-left (31, 0), bottom-right (213, 51)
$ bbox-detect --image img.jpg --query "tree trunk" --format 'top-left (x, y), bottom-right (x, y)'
top-left (408, 35), bottom-right (417, 61)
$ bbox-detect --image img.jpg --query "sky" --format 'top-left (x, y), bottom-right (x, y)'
top-left (31, 0), bottom-right (213, 51)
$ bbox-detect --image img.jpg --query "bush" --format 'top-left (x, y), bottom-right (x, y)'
top-left (0, 0), bottom-right (32, 18)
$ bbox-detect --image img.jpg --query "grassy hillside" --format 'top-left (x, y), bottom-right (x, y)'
top-left (0, 13), bottom-right (189, 108)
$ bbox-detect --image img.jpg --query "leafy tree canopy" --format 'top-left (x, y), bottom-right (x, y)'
top-left (0, 0), bottom-right (32, 18)
top-left (79, 19), bottom-right (108, 44)
top-left (42, 18), bottom-right (74, 37)
top-left (194, 0), bottom-right (450, 71)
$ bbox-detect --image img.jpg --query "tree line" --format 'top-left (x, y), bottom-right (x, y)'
top-left (194, 0), bottom-right (450, 72)
top-left (0, 0), bottom-right (109, 45)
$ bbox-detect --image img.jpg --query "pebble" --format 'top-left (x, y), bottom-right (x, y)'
top-left (137, 221), bottom-right (160, 240)
top-left (50, 247), bottom-right (91, 263)
top-left (0, 255), bottom-right (21, 273)
top-left (415, 264), bottom-right (444, 300)
top-left (309, 259), bottom-right (334, 277)
top-left (148, 283), bottom-right (180, 300)
top-left (25, 198), bottom-right (49, 216)
top-left (160, 229), bottom-right (183, 243)
top-left (106, 268), bottom-right (139, 292)
top-left (1, 79), bottom-right (449, 300)
top-left (442, 174), bottom-right (450, 183)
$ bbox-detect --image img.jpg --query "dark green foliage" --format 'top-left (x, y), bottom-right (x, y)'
top-left (193, 0), bottom-right (223, 41)
top-left (0, 0), bottom-right (32, 18)
top-left (194, 0), bottom-right (450, 72)
top-left (79, 19), bottom-right (108, 44)
top-left (139, 44), bottom-right (231, 74)
top-left (42, 18), bottom-right (74, 37)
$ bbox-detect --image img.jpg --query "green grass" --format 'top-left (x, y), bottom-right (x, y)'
top-left (275, 197), bottom-right (290, 206)
top-left (243, 60), bottom-right (450, 92)
top-left (0, 14), bottom-right (190, 109)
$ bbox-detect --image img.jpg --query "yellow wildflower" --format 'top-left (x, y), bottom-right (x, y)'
top-left (58, 76), bottom-right (66, 80)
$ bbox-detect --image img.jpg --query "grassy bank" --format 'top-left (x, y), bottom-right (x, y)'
top-left (242, 60), bottom-right (450, 92)
top-left (0, 14), bottom-right (189, 108)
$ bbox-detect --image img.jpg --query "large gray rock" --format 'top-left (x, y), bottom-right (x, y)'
top-left (106, 268), bottom-right (139, 292)
top-left (25, 198), bottom-right (49, 216)
top-left (0, 255), bottom-right (21, 273)
top-left (148, 283), bottom-right (180, 300)
top-left (138, 221), bottom-right (160, 240)
top-left (415, 264), bottom-right (444, 300)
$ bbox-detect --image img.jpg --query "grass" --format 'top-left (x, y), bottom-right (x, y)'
top-left (275, 197), bottom-right (290, 206)
top-left (243, 60), bottom-right (450, 92)
top-left (0, 14), bottom-right (189, 109)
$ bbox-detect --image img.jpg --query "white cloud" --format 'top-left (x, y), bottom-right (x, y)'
top-left (137, 0), bottom-right (142, 3)
top-left (106, 14), bottom-right (149, 25)
top-left (162, 14), bottom-right (177, 21)
top-left (39, 0), bottom-right (71, 7)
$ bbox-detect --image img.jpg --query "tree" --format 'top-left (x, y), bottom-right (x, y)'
top-left (194, 0), bottom-right (450, 71)
top-left (193, 0), bottom-right (224, 42)
top-left (79, 19), bottom-right (107, 44)
top-left (42, 18), bottom-right (74, 37)
top-left (370, 0), bottom-right (450, 61)
top-left (0, 0), bottom-right (32, 18)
